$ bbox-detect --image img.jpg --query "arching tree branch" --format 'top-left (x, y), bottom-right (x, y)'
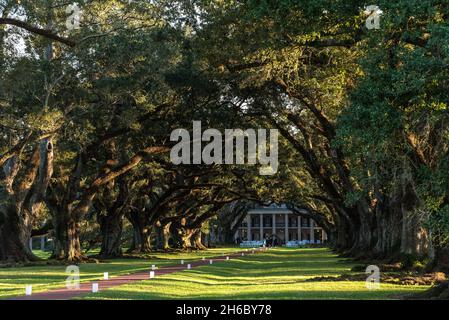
top-left (0, 18), bottom-right (76, 47)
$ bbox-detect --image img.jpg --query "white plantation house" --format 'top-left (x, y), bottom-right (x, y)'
top-left (235, 204), bottom-right (327, 245)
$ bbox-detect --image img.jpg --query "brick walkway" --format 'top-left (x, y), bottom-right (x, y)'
top-left (11, 249), bottom-right (263, 300)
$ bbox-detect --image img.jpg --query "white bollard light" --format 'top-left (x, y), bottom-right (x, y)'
top-left (242, 252), bottom-right (245, 256)
top-left (151, 265), bottom-right (156, 271)
top-left (92, 283), bottom-right (99, 293)
top-left (202, 257), bottom-right (205, 261)
top-left (187, 264), bottom-right (191, 269)
top-left (149, 271), bottom-right (155, 279)
top-left (180, 259), bottom-right (184, 265)
top-left (25, 285), bottom-right (32, 296)
top-left (209, 259), bottom-right (213, 265)
top-left (103, 272), bottom-right (109, 280)
top-left (226, 256), bottom-right (229, 260)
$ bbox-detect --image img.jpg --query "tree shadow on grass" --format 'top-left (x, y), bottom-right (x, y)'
top-left (80, 286), bottom-right (425, 300)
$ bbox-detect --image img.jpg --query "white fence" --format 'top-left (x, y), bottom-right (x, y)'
top-left (240, 241), bottom-right (265, 247)
top-left (239, 240), bottom-right (322, 247)
top-left (285, 240), bottom-right (321, 247)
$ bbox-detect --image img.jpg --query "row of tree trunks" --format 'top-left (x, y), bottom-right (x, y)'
top-left (270, 87), bottom-right (434, 262)
top-left (168, 217), bottom-right (209, 250)
top-left (48, 145), bottom-right (168, 261)
top-left (336, 206), bottom-right (428, 261)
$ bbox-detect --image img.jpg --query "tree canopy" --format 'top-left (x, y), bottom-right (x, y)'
top-left (0, 0), bottom-right (448, 273)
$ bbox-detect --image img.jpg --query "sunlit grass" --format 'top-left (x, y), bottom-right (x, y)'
top-left (0, 247), bottom-right (430, 300)
top-left (79, 248), bottom-right (429, 300)
top-left (0, 247), bottom-right (242, 299)
top-left (32, 250), bottom-right (52, 260)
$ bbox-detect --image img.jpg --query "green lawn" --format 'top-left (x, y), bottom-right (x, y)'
top-left (0, 247), bottom-right (243, 299)
top-left (0, 247), bottom-right (430, 300)
top-left (79, 248), bottom-right (429, 300)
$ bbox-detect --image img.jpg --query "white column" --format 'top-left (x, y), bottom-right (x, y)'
top-left (284, 214), bottom-right (289, 243)
top-left (29, 238), bottom-right (33, 250)
top-left (40, 236), bottom-right (45, 251)
top-left (272, 214), bottom-right (276, 236)
top-left (259, 213), bottom-right (263, 240)
top-left (310, 220), bottom-right (315, 243)
top-left (298, 216), bottom-right (301, 241)
top-left (247, 214), bottom-right (251, 241)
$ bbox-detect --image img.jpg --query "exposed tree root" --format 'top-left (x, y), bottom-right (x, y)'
top-left (306, 271), bottom-right (446, 287)
top-left (404, 281), bottom-right (449, 300)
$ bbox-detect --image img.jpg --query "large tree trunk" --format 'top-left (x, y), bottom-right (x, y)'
top-left (97, 175), bottom-right (128, 258)
top-left (429, 244), bottom-right (449, 271)
top-left (0, 205), bottom-right (36, 262)
top-left (126, 209), bottom-right (152, 253)
top-left (51, 226), bottom-right (67, 260)
top-left (66, 219), bottom-right (84, 261)
top-left (170, 219), bottom-right (194, 250)
top-left (335, 226), bottom-right (349, 251)
top-left (373, 205), bottom-right (402, 258)
top-left (98, 212), bottom-right (124, 258)
top-left (0, 138), bottom-right (53, 262)
top-left (50, 204), bottom-right (85, 262)
top-left (340, 202), bottom-right (376, 258)
top-left (155, 220), bottom-right (171, 250)
top-left (333, 214), bottom-right (353, 252)
top-left (49, 200), bottom-right (69, 259)
top-left (193, 229), bottom-right (207, 250)
top-left (399, 182), bottom-right (429, 259)
top-left (400, 208), bottom-right (428, 258)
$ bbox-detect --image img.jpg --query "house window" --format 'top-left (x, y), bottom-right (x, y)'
top-left (275, 214), bottom-right (285, 227)
top-left (289, 231), bottom-right (298, 240)
top-left (251, 215), bottom-right (260, 227)
top-left (301, 217), bottom-right (310, 227)
top-left (301, 229), bottom-right (311, 241)
top-left (288, 215), bottom-right (298, 227)
top-left (263, 215), bottom-right (272, 228)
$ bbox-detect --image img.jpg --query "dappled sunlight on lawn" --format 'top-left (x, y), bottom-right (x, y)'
top-left (79, 248), bottom-right (430, 300)
top-left (0, 247), bottom-right (242, 299)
